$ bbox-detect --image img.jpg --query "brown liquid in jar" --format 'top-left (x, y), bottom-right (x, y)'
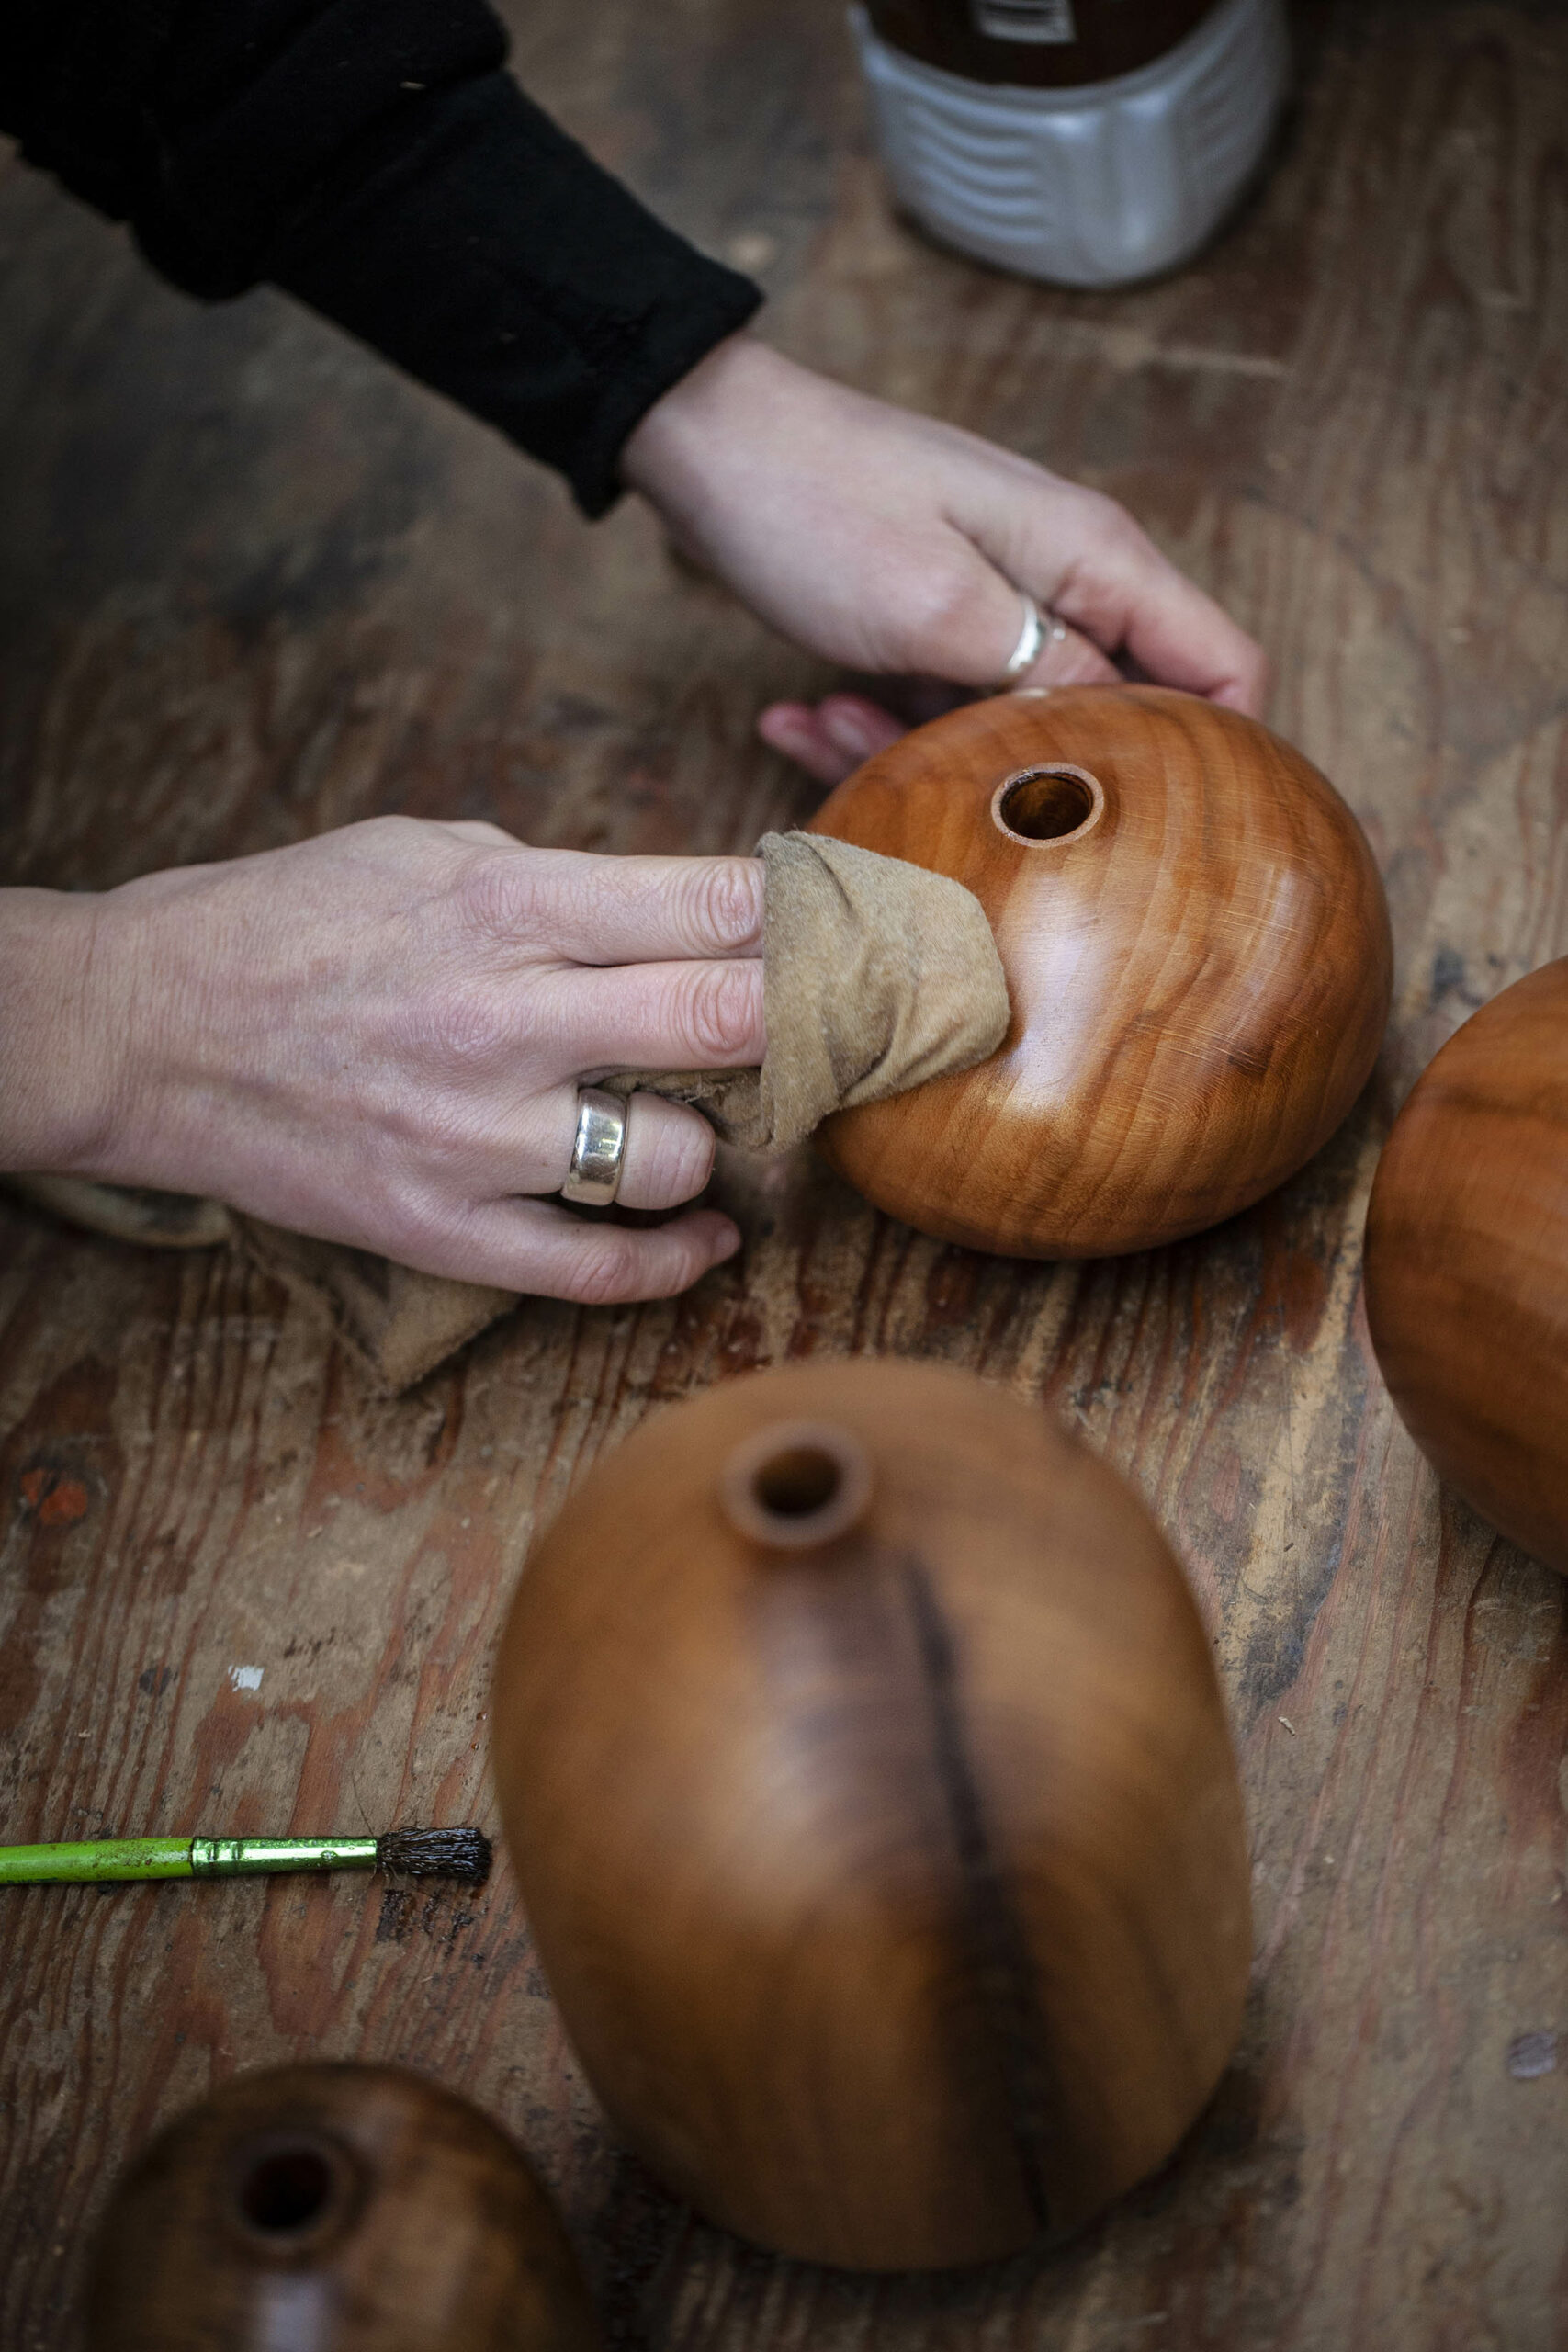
top-left (865, 0), bottom-right (1217, 87)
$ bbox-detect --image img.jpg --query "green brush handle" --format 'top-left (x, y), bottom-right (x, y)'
top-left (0, 1837), bottom-right (380, 1885)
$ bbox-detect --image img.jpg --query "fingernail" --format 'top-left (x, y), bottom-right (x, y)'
top-left (756, 707), bottom-right (813, 753)
top-left (711, 1219), bottom-right (742, 1261)
top-left (821, 706), bottom-right (880, 758)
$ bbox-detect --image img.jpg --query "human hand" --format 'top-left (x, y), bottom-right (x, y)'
top-left (0, 820), bottom-right (765, 1302)
top-left (622, 335), bottom-right (1267, 786)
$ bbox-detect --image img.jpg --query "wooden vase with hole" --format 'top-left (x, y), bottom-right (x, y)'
top-left (85, 2064), bottom-right (599, 2352)
top-left (1364, 958), bottom-right (1568, 1577)
top-left (492, 1359), bottom-right (1251, 2271)
top-left (806, 684), bottom-right (1391, 1257)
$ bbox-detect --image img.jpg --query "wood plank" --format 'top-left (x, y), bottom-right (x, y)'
top-left (3, 1), bottom-right (1567, 2345)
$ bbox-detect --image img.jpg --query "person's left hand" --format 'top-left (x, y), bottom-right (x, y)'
top-left (620, 331), bottom-right (1269, 790)
top-left (621, 335), bottom-right (1268, 787)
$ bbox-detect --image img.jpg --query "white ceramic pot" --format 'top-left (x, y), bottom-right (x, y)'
top-left (853, 0), bottom-right (1290, 288)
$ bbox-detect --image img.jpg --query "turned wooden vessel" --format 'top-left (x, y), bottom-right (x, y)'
top-left (85, 2064), bottom-right (599, 2352)
top-left (1364, 958), bottom-right (1568, 1577)
top-left (807, 684), bottom-right (1391, 1258)
top-left (493, 1359), bottom-right (1251, 2270)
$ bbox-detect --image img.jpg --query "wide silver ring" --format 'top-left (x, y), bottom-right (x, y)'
top-left (561, 1087), bottom-right (627, 1207)
top-left (996, 592), bottom-right (1067, 690)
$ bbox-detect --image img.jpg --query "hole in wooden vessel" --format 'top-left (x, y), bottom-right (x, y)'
top-left (992, 764), bottom-right (1102, 844)
top-left (719, 1421), bottom-right (874, 1551)
top-left (756, 1447), bottom-right (841, 1517)
top-left (233, 2135), bottom-right (351, 2243)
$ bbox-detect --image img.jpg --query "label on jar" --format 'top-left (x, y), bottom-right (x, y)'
top-left (970, 0), bottom-right (1077, 40)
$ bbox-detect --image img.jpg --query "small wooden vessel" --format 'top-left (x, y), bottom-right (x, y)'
top-left (807, 684), bottom-right (1391, 1259)
top-left (85, 2064), bottom-right (599, 2350)
top-left (492, 1359), bottom-right (1251, 2269)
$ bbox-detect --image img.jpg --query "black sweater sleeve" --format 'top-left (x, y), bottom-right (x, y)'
top-left (2, 0), bottom-right (762, 515)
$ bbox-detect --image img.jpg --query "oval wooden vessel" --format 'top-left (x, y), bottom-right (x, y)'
top-left (1364, 958), bottom-right (1568, 1577)
top-left (807, 684), bottom-right (1391, 1258)
top-left (493, 1359), bottom-right (1251, 2270)
top-left (85, 2064), bottom-right (599, 2352)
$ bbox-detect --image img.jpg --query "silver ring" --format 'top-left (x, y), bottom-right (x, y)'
top-left (561, 1087), bottom-right (628, 1207)
top-left (996, 594), bottom-right (1068, 690)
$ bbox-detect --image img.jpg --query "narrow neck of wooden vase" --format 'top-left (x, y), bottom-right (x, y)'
top-left (990, 763), bottom-right (1104, 846)
top-left (718, 1420), bottom-right (874, 1552)
top-left (226, 2129), bottom-right (361, 2257)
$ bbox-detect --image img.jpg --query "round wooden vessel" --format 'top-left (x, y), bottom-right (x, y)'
top-left (85, 2064), bottom-right (599, 2352)
top-left (807, 684), bottom-right (1391, 1258)
top-left (493, 1359), bottom-right (1251, 2270)
top-left (1364, 958), bottom-right (1568, 1577)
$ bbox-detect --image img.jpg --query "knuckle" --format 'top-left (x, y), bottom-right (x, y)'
top-left (564, 1233), bottom-right (643, 1306)
top-left (414, 982), bottom-right (509, 1071)
top-left (681, 858), bottom-right (763, 954)
top-left (1055, 633), bottom-right (1118, 685)
top-left (636, 1108), bottom-right (714, 1206)
top-left (682, 960), bottom-right (761, 1061)
top-left (1073, 482), bottom-right (1129, 537)
top-left (901, 557), bottom-right (987, 653)
top-left (456, 849), bottom-right (537, 944)
top-left (1094, 498), bottom-right (1152, 567)
top-left (444, 819), bottom-right (516, 848)
top-left (400, 1197), bottom-right (476, 1272)
top-left (1051, 483), bottom-right (1138, 573)
top-left (353, 813), bottom-right (423, 852)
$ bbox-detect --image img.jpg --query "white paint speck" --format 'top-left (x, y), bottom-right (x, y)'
top-left (229, 1665), bottom-right (264, 1692)
top-left (1507, 2030), bottom-right (1558, 2082)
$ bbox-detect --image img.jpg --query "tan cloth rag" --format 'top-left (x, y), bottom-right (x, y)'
top-left (0, 1175), bottom-right (513, 1392)
top-left (3, 834), bottom-right (1008, 1390)
top-left (604, 831), bottom-right (1008, 1151)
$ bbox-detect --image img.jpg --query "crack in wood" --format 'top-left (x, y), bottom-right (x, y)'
top-left (898, 1555), bottom-right (1056, 2232)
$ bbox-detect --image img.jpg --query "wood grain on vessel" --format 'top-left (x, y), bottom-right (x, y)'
top-left (85, 2064), bottom-right (600, 2351)
top-left (493, 1361), bottom-right (1250, 2268)
top-left (809, 686), bottom-right (1391, 1258)
top-left (1365, 957), bottom-right (1568, 1578)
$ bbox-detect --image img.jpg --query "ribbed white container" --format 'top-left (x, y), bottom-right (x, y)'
top-left (852, 0), bottom-right (1289, 288)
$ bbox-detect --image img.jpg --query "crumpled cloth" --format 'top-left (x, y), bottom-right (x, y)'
top-left (3, 833), bottom-right (1009, 1391)
top-left (604, 831), bottom-right (1009, 1151)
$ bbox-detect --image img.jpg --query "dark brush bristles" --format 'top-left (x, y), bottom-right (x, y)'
top-left (375, 1827), bottom-right (492, 1885)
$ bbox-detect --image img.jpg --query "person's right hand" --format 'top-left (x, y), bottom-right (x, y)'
top-left (0, 819), bottom-right (765, 1302)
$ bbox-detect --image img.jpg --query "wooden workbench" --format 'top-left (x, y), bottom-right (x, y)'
top-left (3, 1), bottom-right (1566, 2342)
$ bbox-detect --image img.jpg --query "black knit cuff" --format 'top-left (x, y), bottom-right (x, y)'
top-left (6, 0), bottom-right (761, 515)
top-left (265, 74), bottom-right (762, 517)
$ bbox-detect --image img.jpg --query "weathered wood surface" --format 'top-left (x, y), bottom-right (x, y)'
top-left (2, 0), bottom-right (1566, 2344)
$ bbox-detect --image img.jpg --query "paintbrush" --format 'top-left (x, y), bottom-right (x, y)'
top-left (0, 1827), bottom-right (491, 1887)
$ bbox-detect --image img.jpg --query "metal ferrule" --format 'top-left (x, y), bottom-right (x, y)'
top-left (188, 1838), bottom-right (380, 1877)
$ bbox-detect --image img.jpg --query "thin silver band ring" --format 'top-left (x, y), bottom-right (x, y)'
top-left (561, 1087), bottom-right (628, 1207)
top-left (996, 592), bottom-right (1069, 690)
